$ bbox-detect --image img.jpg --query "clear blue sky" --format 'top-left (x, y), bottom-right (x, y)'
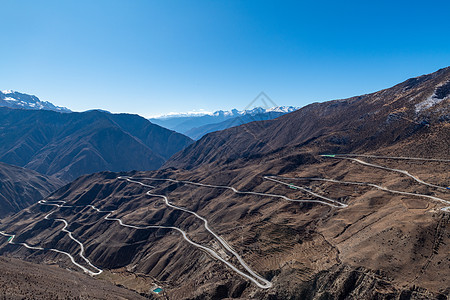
top-left (1, 0), bottom-right (449, 117)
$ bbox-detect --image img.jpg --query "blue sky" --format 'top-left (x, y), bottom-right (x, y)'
top-left (1, 0), bottom-right (449, 117)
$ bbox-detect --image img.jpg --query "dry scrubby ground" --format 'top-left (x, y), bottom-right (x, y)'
top-left (0, 256), bottom-right (147, 299)
top-left (2, 154), bottom-right (448, 299)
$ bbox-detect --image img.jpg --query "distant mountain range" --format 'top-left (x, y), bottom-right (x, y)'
top-left (0, 90), bottom-right (71, 113)
top-left (0, 108), bottom-right (193, 181)
top-left (1, 67), bottom-right (449, 299)
top-left (149, 106), bottom-right (299, 139)
top-left (166, 67), bottom-right (450, 170)
top-left (1, 89), bottom-right (298, 141)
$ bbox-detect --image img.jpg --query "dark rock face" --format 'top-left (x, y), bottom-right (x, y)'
top-left (0, 162), bottom-right (63, 217)
top-left (0, 108), bottom-right (193, 181)
top-left (434, 80), bottom-right (450, 99)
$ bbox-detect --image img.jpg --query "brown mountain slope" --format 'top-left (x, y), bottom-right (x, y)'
top-left (0, 162), bottom-right (63, 218)
top-left (0, 68), bottom-right (449, 299)
top-left (0, 108), bottom-right (193, 182)
top-left (0, 256), bottom-right (148, 299)
top-left (1, 160), bottom-right (448, 299)
top-left (165, 66), bottom-right (450, 170)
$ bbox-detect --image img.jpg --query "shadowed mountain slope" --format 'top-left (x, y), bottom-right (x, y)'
top-left (0, 108), bottom-right (193, 181)
top-left (1, 68), bottom-right (449, 299)
top-left (0, 162), bottom-right (63, 218)
top-left (185, 111), bottom-right (288, 140)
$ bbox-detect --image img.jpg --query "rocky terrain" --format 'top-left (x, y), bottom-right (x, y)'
top-left (0, 162), bottom-right (63, 218)
top-left (0, 108), bottom-right (193, 182)
top-left (0, 67), bottom-right (449, 299)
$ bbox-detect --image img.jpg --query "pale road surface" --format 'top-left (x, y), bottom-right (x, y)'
top-left (337, 156), bottom-right (449, 190)
top-left (336, 154), bottom-right (450, 163)
top-left (5, 174), bottom-right (326, 288)
top-left (320, 154), bottom-right (450, 211)
top-left (0, 199), bottom-right (104, 276)
top-left (262, 176), bottom-right (348, 208)
top-left (1, 154), bottom-right (447, 288)
top-left (271, 176), bottom-right (450, 209)
top-left (117, 175), bottom-right (351, 287)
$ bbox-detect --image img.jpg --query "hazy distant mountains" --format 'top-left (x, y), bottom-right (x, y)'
top-left (0, 90), bottom-right (71, 113)
top-left (3, 67), bottom-right (449, 299)
top-left (0, 108), bottom-right (193, 181)
top-left (1, 67), bottom-right (449, 299)
top-left (149, 106), bottom-right (298, 139)
top-left (166, 67), bottom-right (450, 170)
top-left (1, 89), bottom-right (298, 140)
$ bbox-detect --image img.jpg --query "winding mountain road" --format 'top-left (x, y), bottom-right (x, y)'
top-left (0, 174), bottom-right (350, 287)
top-left (334, 154), bottom-right (450, 163)
top-left (319, 154), bottom-right (450, 211)
top-left (5, 175), bottom-right (321, 288)
top-left (1, 153), bottom-right (447, 288)
top-left (270, 176), bottom-right (450, 210)
top-left (263, 176), bottom-right (348, 208)
top-left (0, 226), bottom-right (101, 276)
top-left (113, 175), bottom-right (354, 287)
top-left (331, 155), bottom-right (449, 190)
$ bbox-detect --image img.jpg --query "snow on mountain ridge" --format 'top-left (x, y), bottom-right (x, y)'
top-left (415, 80), bottom-right (450, 113)
top-left (0, 90), bottom-right (71, 113)
top-left (151, 106), bottom-right (299, 119)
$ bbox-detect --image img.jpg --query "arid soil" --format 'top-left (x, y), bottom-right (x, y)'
top-left (0, 256), bottom-right (148, 299)
top-left (1, 154), bottom-right (448, 299)
top-left (0, 68), bottom-right (449, 299)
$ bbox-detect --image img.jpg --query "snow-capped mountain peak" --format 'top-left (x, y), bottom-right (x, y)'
top-left (152, 106), bottom-right (299, 119)
top-left (0, 90), bottom-right (71, 113)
